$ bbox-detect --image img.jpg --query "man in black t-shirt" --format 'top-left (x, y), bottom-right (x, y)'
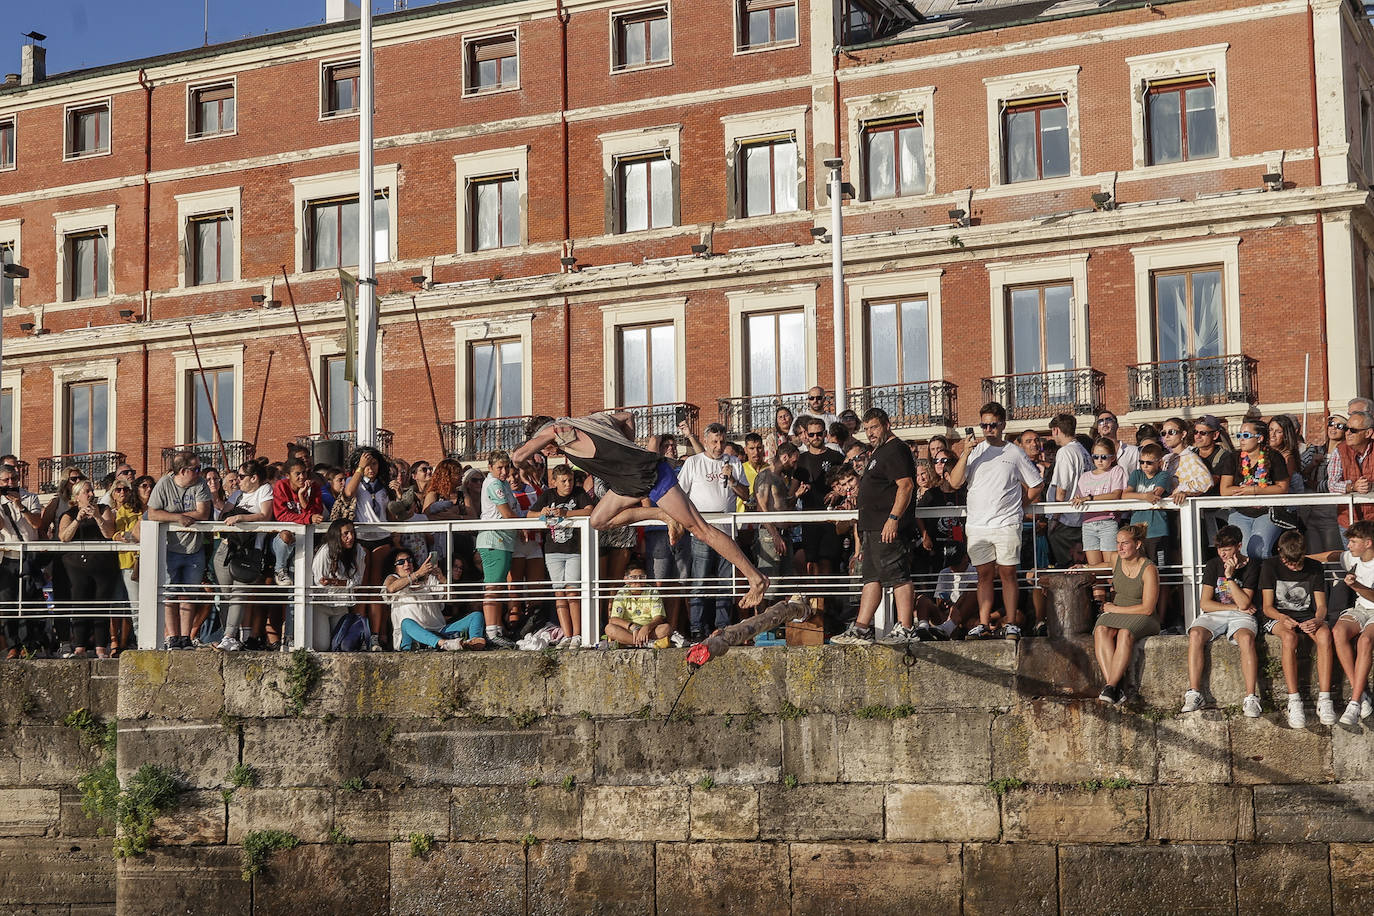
top-left (831, 408), bottom-right (918, 645)
top-left (795, 417), bottom-right (846, 579)
top-left (1260, 529), bottom-right (1336, 728)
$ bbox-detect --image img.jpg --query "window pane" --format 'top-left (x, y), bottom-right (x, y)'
top-left (1, 245), bottom-right (13, 308)
top-left (500, 57), bottom-right (518, 86)
top-left (1039, 105), bottom-right (1069, 178)
top-left (474, 184), bottom-right (498, 250)
top-left (1155, 274), bottom-right (1188, 362)
top-left (312, 205), bottom-right (338, 270)
top-left (327, 357), bottom-right (352, 432)
top-left (1148, 92), bottom-right (1182, 165)
top-left (866, 130), bottom-right (895, 200)
top-left (0, 391), bottom-right (11, 457)
top-left (743, 144), bottom-right (772, 217)
top-left (95, 235), bottom-right (108, 297)
top-left (195, 221), bottom-right (215, 285)
top-left (500, 179), bottom-right (520, 248)
top-left (198, 98), bottom-right (218, 134)
top-left (471, 344), bottom-right (496, 417)
top-left (650, 159), bottom-right (673, 229)
top-left (1191, 270), bottom-right (1223, 358)
top-left (621, 327), bottom-right (648, 406)
top-left (625, 20), bottom-right (646, 66)
top-left (650, 323), bottom-right (676, 403)
top-left (219, 219), bottom-right (234, 281)
top-left (868, 303), bottom-right (897, 386)
top-left (1005, 109), bottom-right (1038, 183)
top-left (374, 196), bottom-right (390, 264)
top-left (748, 313), bottom-right (778, 395)
top-left (193, 376), bottom-right (212, 443)
top-left (498, 341), bottom-right (523, 417)
top-left (1185, 85), bottom-right (1217, 159)
top-left (217, 370), bottom-right (235, 441)
top-left (222, 96), bottom-right (235, 132)
top-left (900, 299), bottom-right (930, 383)
top-left (339, 199), bottom-right (359, 269)
top-left (778, 311), bottom-right (805, 393)
top-left (479, 59), bottom-right (498, 88)
top-left (0, 123), bottom-right (13, 167)
top-left (1043, 285), bottom-right (1073, 372)
top-left (649, 18), bottom-right (669, 61)
top-left (623, 161), bottom-right (648, 233)
top-left (91, 384), bottom-right (108, 453)
top-left (1009, 288), bottom-right (1043, 374)
top-left (748, 9), bottom-right (771, 45)
top-left (70, 386), bottom-right (89, 453)
top-left (773, 141), bottom-right (798, 213)
top-left (776, 5), bottom-right (796, 42)
top-left (334, 75), bottom-right (355, 112)
top-left (899, 125), bottom-right (925, 194)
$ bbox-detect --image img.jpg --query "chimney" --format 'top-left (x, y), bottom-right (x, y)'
top-left (21, 39), bottom-right (45, 86)
top-left (326, 0), bottom-right (361, 23)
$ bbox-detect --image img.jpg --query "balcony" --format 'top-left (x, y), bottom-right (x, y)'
top-left (614, 402), bottom-right (700, 444)
top-left (717, 391), bottom-right (835, 438)
top-left (293, 429), bottom-right (394, 458)
top-left (441, 415), bottom-right (534, 462)
top-left (981, 368), bottom-right (1106, 422)
top-left (851, 380), bottom-right (957, 429)
top-left (1127, 355), bottom-right (1258, 413)
top-left (161, 440), bottom-right (256, 474)
top-left (38, 451), bottom-right (127, 494)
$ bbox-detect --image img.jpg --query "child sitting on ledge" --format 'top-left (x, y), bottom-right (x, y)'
top-left (605, 561), bottom-right (683, 648)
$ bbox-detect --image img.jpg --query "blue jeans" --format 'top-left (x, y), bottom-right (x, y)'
top-left (689, 534), bottom-right (732, 635)
top-left (272, 535), bottom-right (295, 575)
top-left (398, 611), bottom-right (485, 650)
top-left (1228, 510), bottom-right (1282, 561)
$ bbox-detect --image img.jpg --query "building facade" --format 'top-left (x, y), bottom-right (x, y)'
top-left (0, 0), bottom-right (1370, 489)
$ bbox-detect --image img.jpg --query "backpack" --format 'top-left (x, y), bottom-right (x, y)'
top-left (329, 612), bottom-right (372, 652)
top-left (218, 506), bottom-right (256, 551)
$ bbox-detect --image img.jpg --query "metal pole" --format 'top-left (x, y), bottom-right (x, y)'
top-left (356, 1), bottom-right (379, 448)
top-left (827, 160), bottom-right (846, 413)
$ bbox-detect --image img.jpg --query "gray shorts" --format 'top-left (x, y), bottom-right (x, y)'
top-left (1339, 605), bottom-right (1374, 631)
top-left (544, 552), bottom-right (581, 590)
top-left (1190, 610), bottom-right (1258, 644)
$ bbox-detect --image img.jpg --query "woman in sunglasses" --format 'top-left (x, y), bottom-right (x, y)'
top-left (1298, 415), bottom-right (1346, 552)
top-left (1221, 418), bottom-right (1291, 560)
top-left (107, 478), bottom-right (143, 655)
top-left (1071, 437), bottom-right (1129, 579)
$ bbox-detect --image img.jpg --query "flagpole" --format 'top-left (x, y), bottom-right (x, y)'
top-left (356, 1), bottom-right (379, 448)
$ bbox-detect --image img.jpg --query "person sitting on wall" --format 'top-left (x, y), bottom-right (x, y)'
top-left (311, 519), bottom-right (368, 650)
top-left (1181, 525), bottom-right (1263, 718)
top-left (605, 561), bottom-right (681, 648)
top-left (1260, 530), bottom-right (1336, 728)
top-left (1083, 523), bottom-right (1159, 706)
top-left (1310, 520), bottom-right (1374, 729)
top-left (915, 545), bottom-right (978, 640)
top-left (385, 548), bottom-right (485, 651)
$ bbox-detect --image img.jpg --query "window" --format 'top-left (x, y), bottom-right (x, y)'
top-left (0, 389), bottom-right (11, 457)
top-left (323, 61), bottom-right (360, 117)
top-left (469, 338), bottom-right (523, 419)
top-left (466, 33), bottom-right (518, 94)
top-left (65, 381), bottom-right (108, 454)
top-left (0, 117), bottom-right (13, 170)
top-left (467, 174), bottom-right (519, 251)
top-left (187, 367), bottom-right (235, 444)
top-left (863, 117), bottom-right (925, 200)
top-left (617, 154), bottom-right (673, 232)
top-left (737, 0), bottom-right (797, 49)
top-left (190, 82), bottom-right (235, 137)
top-left (64, 230), bottom-right (108, 301)
top-left (1003, 96), bottom-right (1069, 183)
top-left (739, 135), bottom-right (798, 217)
top-left (843, 0), bottom-right (881, 44)
top-left (1, 243), bottom-right (15, 309)
top-left (866, 299), bottom-right (930, 387)
top-left (1007, 283), bottom-right (1075, 377)
top-left (66, 102), bottom-right (110, 158)
top-left (618, 323), bottom-right (676, 406)
top-left (323, 355), bottom-right (355, 434)
top-left (1153, 267), bottom-right (1224, 400)
top-left (306, 194), bottom-right (390, 271)
top-left (1145, 76), bottom-right (1217, 165)
top-left (745, 310), bottom-right (805, 396)
top-left (189, 214), bottom-right (234, 286)
top-left (614, 7), bottom-right (669, 70)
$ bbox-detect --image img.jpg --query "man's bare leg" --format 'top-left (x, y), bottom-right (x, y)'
top-left (655, 487), bottom-right (768, 608)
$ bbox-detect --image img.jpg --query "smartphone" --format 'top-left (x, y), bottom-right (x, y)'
top-left (964, 426), bottom-right (975, 438)
top-left (674, 406), bottom-right (688, 425)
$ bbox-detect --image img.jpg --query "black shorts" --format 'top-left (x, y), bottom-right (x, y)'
top-left (860, 531), bottom-right (912, 587)
top-left (801, 523), bottom-right (841, 563)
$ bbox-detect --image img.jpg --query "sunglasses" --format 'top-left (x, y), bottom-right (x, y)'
top-left (806, 432), bottom-right (825, 438)
top-left (1096, 417), bottom-right (1117, 426)
top-left (112, 486), bottom-right (130, 492)
top-left (1193, 429), bottom-right (1214, 436)
top-left (1092, 454), bottom-right (1113, 461)
top-left (934, 457), bottom-right (950, 465)
top-left (1235, 432), bottom-right (1260, 440)
top-left (394, 557), bottom-right (414, 566)
top-left (1138, 460), bottom-right (1159, 468)
top-left (980, 422), bottom-right (1001, 430)
top-left (625, 573), bottom-right (646, 580)
top-left (1329, 421), bottom-right (1348, 431)
top-left (1351, 427), bottom-right (1371, 434)
top-left (807, 396), bottom-right (824, 401)
top-left (414, 465), bottom-right (431, 473)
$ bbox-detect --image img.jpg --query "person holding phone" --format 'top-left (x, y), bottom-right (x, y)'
top-left (57, 479), bottom-right (118, 657)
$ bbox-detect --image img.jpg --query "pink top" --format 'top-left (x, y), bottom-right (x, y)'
top-left (1074, 465), bottom-right (1129, 524)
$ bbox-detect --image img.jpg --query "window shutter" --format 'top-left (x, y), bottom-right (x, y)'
top-left (473, 35), bottom-right (517, 62)
top-left (744, 0), bottom-right (793, 10)
top-left (197, 83), bottom-right (234, 103)
top-left (331, 62), bottom-right (360, 82)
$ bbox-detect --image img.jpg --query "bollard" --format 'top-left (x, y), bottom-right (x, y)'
top-left (1037, 570), bottom-right (1097, 637)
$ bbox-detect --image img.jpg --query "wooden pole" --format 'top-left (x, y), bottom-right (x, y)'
top-left (184, 322), bottom-right (230, 472)
top-left (410, 295), bottom-right (448, 459)
top-left (280, 268), bottom-right (329, 436)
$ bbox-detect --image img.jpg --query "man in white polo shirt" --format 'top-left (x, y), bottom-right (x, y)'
top-left (678, 423), bottom-right (750, 641)
top-left (947, 401), bottom-right (1044, 640)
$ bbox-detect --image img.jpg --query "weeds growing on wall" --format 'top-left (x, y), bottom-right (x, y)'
top-left (240, 830), bottom-right (300, 880)
top-left (282, 649), bottom-right (323, 716)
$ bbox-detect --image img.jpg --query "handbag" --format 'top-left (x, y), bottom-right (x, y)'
top-left (1269, 506), bottom-right (1300, 531)
top-left (228, 545), bottom-right (271, 582)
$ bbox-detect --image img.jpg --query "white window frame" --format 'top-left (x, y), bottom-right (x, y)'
top-left (185, 77), bottom-right (237, 142)
top-left (722, 106), bottom-right (808, 221)
top-left (845, 86), bottom-right (936, 204)
top-left (599, 125), bottom-right (682, 235)
top-left (454, 147), bottom-right (529, 255)
top-left (63, 98), bottom-right (112, 161)
top-left (320, 58), bottom-right (362, 120)
top-left (1, 368), bottom-right (22, 460)
top-left (0, 219), bottom-right (21, 310)
top-left (726, 284), bottom-right (817, 399)
top-left (289, 165), bottom-right (399, 275)
top-left (453, 313), bottom-right (534, 422)
top-left (984, 66), bottom-right (1081, 188)
top-left (308, 335), bottom-right (385, 436)
top-left (175, 187), bottom-right (242, 290)
top-left (51, 361), bottom-right (118, 457)
top-left (173, 346), bottom-right (245, 445)
top-left (54, 205), bottom-right (116, 305)
top-left (462, 28), bottom-right (521, 97)
top-left (610, 3), bottom-right (673, 74)
top-left (1126, 44), bottom-right (1230, 172)
top-left (0, 114), bottom-right (15, 172)
top-left (601, 297), bottom-right (688, 408)
top-left (733, 0), bottom-right (800, 56)
top-left (986, 254), bottom-right (1091, 377)
top-left (1130, 237), bottom-right (1241, 364)
top-left (846, 269), bottom-right (944, 391)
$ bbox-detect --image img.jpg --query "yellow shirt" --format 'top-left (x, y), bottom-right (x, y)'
top-left (113, 504), bottom-right (139, 570)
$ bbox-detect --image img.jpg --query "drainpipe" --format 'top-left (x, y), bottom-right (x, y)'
top-left (1306, 4), bottom-right (1331, 407)
top-left (138, 68), bottom-right (154, 471)
top-left (558, 0), bottom-right (572, 416)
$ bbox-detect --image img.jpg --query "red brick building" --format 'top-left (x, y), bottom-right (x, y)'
top-left (0, 0), bottom-right (1369, 489)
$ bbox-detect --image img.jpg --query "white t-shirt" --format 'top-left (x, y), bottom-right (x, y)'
top-left (936, 566), bottom-right (978, 602)
top-left (964, 440), bottom-right (1043, 530)
top-left (1050, 439), bottom-right (1091, 527)
top-left (387, 574), bottom-right (448, 636)
top-left (237, 483), bottom-right (273, 549)
top-left (678, 452), bottom-right (741, 515)
top-left (1342, 550), bottom-right (1374, 610)
top-left (1115, 442), bottom-right (1140, 476)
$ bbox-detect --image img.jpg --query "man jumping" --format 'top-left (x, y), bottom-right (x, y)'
top-left (513, 412), bottom-right (769, 608)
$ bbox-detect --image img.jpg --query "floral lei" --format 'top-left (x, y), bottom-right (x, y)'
top-left (1239, 449), bottom-right (1272, 487)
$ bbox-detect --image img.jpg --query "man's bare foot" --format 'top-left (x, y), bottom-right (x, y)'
top-left (740, 575), bottom-right (770, 609)
top-left (667, 519), bottom-right (685, 546)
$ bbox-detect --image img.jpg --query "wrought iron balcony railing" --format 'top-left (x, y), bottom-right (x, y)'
top-left (850, 380), bottom-right (957, 429)
top-left (614, 402), bottom-right (700, 444)
top-left (981, 368), bottom-right (1106, 422)
top-left (293, 429), bottom-right (394, 458)
top-left (38, 451), bottom-right (127, 494)
top-left (717, 391), bottom-right (836, 438)
top-left (161, 440), bottom-right (256, 474)
top-left (1127, 355), bottom-right (1258, 413)
top-left (441, 416), bottom-right (535, 462)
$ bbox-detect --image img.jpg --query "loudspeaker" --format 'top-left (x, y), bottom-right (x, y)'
top-left (312, 439), bottom-right (347, 468)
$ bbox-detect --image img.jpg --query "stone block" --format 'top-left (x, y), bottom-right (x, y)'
top-left (387, 718), bottom-right (595, 788)
top-left (116, 722), bottom-right (238, 789)
top-left (1331, 843), bottom-right (1374, 916)
top-left (239, 718), bottom-right (388, 788)
top-left (1016, 635), bottom-right (1099, 699)
top-left (59, 787), bottom-right (111, 838)
top-left (389, 841), bottom-right (524, 916)
top-left (0, 839), bottom-right (113, 910)
top-left (545, 648), bottom-right (657, 717)
top-left (690, 786), bottom-right (758, 840)
top-left (116, 845), bottom-right (248, 916)
top-left (582, 786), bottom-right (688, 841)
top-left (885, 784), bottom-right (999, 842)
top-left (963, 843), bottom-right (1058, 916)
top-left (1235, 844), bottom-right (1330, 916)
top-left (1003, 786), bottom-right (1146, 843)
top-left (226, 788), bottom-right (333, 843)
top-left (221, 654), bottom-right (294, 719)
top-left (0, 659), bottom-right (92, 724)
top-left (758, 784), bottom-right (883, 841)
top-left (1231, 716), bottom-right (1333, 785)
top-left (315, 653), bottom-right (455, 719)
top-left (783, 643), bottom-right (1016, 713)
top-left (16, 725), bottom-right (105, 786)
top-left (838, 712), bottom-right (992, 783)
top-left (781, 714), bottom-right (836, 784)
top-left (789, 842), bottom-right (961, 916)
top-left (0, 788), bottom-right (61, 837)
top-left (1149, 785), bottom-right (1254, 842)
top-left (1255, 784), bottom-right (1374, 842)
top-left (655, 842), bottom-right (789, 916)
top-left (1136, 634), bottom-right (1249, 708)
top-left (652, 646), bottom-right (786, 716)
top-left (1157, 710), bottom-right (1231, 783)
top-left (527, 841), bottom-right (654, 916)
top-left (593, 716), bottom-right (781, 785)
top-left (451, 652), bottom-right (549, 717)
top-left (88, 659), bottom-right (121, 719)
top-left (116, 650), bottom-right (224, 721)
top-left (150, 789), bottom-right (225, 845)
top-left (991, 699), bottom-right (1157, 784)
top-left (0, 726), bottom-right (19, 783)
top-left (334, 788), bottom-right (451, 843)
top-left (450, 785), bottom-right (581, 841)
top-left (1058, 844), bottom-right (1236, 915)
top-left (1333, 727), bottom-right (1374, 781)
top-left (254, 842), bottom-right (389, 916)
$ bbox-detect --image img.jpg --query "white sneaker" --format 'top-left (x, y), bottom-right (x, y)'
top-left (1181, 689), bottom-right (1204, 713)
top-left (879, 623), bottom-right (917, 645)
top-left (1317, 695), bottom-right (1337, 726)
top-left (1363, 696), bottom-right (1373, 720)
top-left (1002, 624), bottom-right (1021, 641)
top-left (216, 636), bottom-right (244, 653)
top-left (438, 638), bottom-right (464, 652)
top-left (669, 632), bottom-right (686, 648)
top-left (965, 624), bottom-right (989, 640)
top-left (1287, 696), bottom-right (1307, 729)
top-left (830, 623), bottom-right (875, 646)
top-left (1242, 694), bottom-right (1263, 718)
top-left (274, 571), bottom-right (294, 587)
top-left (1339, 701), bottom-right (1363, 729)
top-left (565, 635), bottom-right (582, 651)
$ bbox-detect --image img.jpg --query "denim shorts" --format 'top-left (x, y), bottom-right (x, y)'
top-left (163, 549), bottom-right (206, 588)
top-left (545, 552), bottom-right (581, 590)
top-left (1081, 518), bottom-right (1120, 553)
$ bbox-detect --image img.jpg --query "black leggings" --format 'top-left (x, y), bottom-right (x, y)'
top-left (62, 555), bottom-right (116, 649)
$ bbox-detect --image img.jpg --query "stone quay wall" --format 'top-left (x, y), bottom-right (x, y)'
top-left (2, 637), bottom-right (1373, 915)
